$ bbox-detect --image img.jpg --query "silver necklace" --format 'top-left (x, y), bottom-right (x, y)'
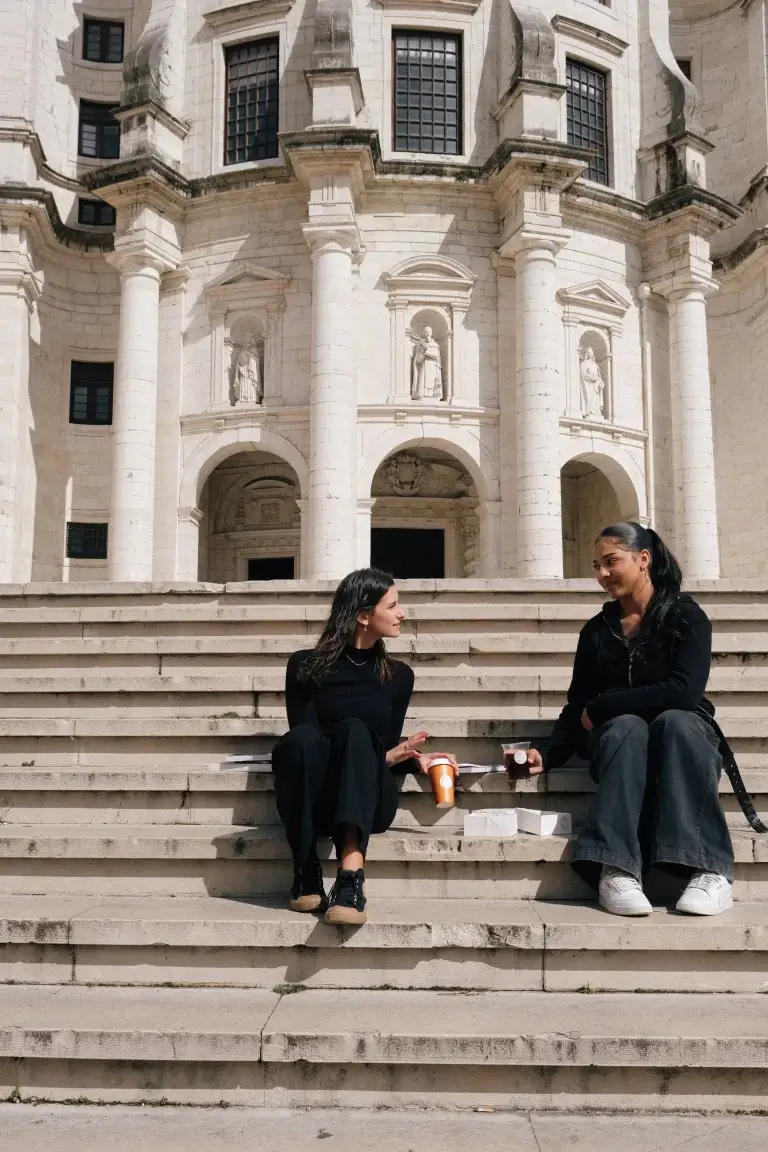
top-left (345, 652), bottom-right (369, 667)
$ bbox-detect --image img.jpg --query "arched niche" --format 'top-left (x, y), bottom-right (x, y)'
top-left (560, 451), bottom-right (641, 577)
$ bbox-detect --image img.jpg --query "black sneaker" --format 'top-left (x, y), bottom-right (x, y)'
top-left (324, 867), bottom-right (367, 925)
top-left (289, 850), bottom-right (328, 913)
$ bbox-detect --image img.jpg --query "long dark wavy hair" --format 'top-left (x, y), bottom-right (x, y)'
top-left (297, 568), bottom-right (397, 685)
top-left (596, 522), bottom-right (684, 656)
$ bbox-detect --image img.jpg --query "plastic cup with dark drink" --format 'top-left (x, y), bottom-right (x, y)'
top-left (428, 757), bottom-right (456, 808)
top-left (502, 741), bottom-right (532, 778)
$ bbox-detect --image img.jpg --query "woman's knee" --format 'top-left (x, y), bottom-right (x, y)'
top-left (595, 714), bottom-right (647, 740)
top-left (649, 709), bottom-right (699, 738)
top-left (273, 724), bottom-right (326, 764)
top-left (330, 716), bottom-right (376, 745)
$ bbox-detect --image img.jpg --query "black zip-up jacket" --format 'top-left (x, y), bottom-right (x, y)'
top-left (533, 593), bottom-right (714, 771)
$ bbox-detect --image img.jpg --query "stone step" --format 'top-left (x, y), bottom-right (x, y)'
top-left (0, 825), bottom-right (763, 900)
top-left (0, 985), bottom-right (766, 1110)
top-left (1, 666), bottom-right (767, 695)
top-left (0, 895), bottom-right (766, 993)
top-left (0, 766), bottom-right (764, 828)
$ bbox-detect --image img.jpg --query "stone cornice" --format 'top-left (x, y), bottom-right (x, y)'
top-left (0, 185), bottom-right (114, 253)
top-left (551, 16), bottom-right (629, 58)
top-left (484, 138), bottom-right (592, 184)
top-left (645, 184), bottom-right (741, 230)
top-left (82, 156), bottom-right (191, 215)
top-left (201, 0), bottom-right (295, 27)
top-left (375, 0), bottom-right (482, 11)
top-left (713, 226), bottom-right (768, 276)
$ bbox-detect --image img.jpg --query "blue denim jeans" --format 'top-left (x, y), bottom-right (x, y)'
top-left (571, 710), bottom-right (734, 891)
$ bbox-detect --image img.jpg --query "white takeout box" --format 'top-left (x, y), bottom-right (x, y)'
top-left (463, 809), bottom-right (518, 837)
top-left (515, 807), bottom-right (572, 837)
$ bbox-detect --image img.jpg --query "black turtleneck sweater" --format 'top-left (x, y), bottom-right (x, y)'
top-left (285, 646), bottom-right (415, 762)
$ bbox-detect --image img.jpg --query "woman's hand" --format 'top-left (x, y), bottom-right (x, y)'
top-left (524, 748), bottom-right (546, 776)
top-left (413, 752), bottom-right (459, 776)
top-left (580, 708), bottom-right (594, 732)
top-left (385, 730), bottom-right (430, 767)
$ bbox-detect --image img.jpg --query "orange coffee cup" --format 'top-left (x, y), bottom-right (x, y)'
top-left (428, 757), bottom-right (455, 809)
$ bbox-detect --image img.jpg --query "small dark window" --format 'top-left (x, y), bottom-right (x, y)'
top-left (77, 198), bottom-right (116, 226)
top-left (83, 19), bottom-right (124, 63)
top-left (69, 361), bottom-right (114, 426)
top-left (247, 557), bottom-right (295, 580)
top-left (78, 100), bottom-right (120, 160)
top-left (566, 59), bottom-right (609, 186)
top-left (66, 522), bottom-right (108, 560)
top-left (225, 38), bottom-right (279, 165)
top-left (676, 59), bottom-right (693, 82)
top-left (393, 31), bottom-right (462, 155)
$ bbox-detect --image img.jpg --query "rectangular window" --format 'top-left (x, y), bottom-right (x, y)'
top-left (77, 198), bottom-right (116, 226)
top-left (393, 31), bottom-right (462, 155)
top-left (83, 19), bottom-right (125, 63)
top-left (224, 38), bottom-right (279, 165)
top-left (566, 59), bottom-right (609, 185)
top-left (66, 522), bottom-right (108, 560)
top-left (69, 361), bottom-right (114, 426)
top-left (676, 58), bottom-right (693, 82)
top-left (78, 100), bottom-right (120, 160)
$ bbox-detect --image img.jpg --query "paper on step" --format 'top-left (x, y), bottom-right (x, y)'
top-left (457, 763), bottom-right (506, 774)
top-left (515, 807), bottom-right (572, 836)
top-left (211, 753), bottom-right (273, 772)
top-left (463, 809), bottom-right (518, 837)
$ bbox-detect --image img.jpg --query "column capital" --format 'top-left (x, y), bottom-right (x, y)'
top-left (650, 272), bottom-right (719, 303)
top-left (302, 222), bottom-right (361, 258)
top-left (497, 226), bottom-right (571, 265)
top-left (0, 262), bottom-right (42, 308)
top-left (106, 246), bottom-right (177, 277)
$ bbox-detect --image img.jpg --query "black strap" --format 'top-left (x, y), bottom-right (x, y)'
top-left (710, 719), bottom-right (768, 834)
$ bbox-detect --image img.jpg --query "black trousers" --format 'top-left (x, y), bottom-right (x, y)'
top-left (571, 709), bottom-right (734, 892)
top-left (271, 718), bottom-right (400, 868)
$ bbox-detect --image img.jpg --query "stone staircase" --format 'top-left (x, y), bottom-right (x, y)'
top-left (0, 580), bottom-right (767, 1112)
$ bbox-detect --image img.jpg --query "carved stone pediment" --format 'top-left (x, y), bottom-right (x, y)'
top-left (557, 280), bottom-right (632, 320)
top-left (205, 262), bottom-right (291, 315)
top-left (384, 255), bottom-right (476, 303)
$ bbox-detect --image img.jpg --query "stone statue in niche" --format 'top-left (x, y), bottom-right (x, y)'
top-left (411, 326), bottom-right (443, 401)
top-left (230, 340), bottom-right (263, 405)
top-left (386, 453), bottom-right (429, 497)
top-left (580, 346), bottom-right (606, 420)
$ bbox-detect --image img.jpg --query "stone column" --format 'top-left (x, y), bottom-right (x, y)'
top-left (665, 281), bottom-right (720, 577)
top-left (302, 227), bottom-right (358, 579)
top-left (356, 498), bottom-right (375, 569)
top-left (0, 235), bottom-right (38, 583)
top-left (107, 251), bottom-right (168, 581)
top-left (514, 239), bottom-right (565, 577)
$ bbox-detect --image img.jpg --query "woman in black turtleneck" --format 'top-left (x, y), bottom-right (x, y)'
top-left (271, 568), bottom-right (456, 925)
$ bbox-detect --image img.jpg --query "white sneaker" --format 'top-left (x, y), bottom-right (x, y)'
top-left (676, 872), bottom-right (733, 916)
top-left (598, 866), bottom-right (652, 916)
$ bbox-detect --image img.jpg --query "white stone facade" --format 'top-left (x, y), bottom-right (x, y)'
top-left (1, 0), bottom-right (765, 582)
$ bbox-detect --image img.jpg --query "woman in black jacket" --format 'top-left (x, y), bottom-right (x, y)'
top-left (527, 522), bottom-right (735, 917)
top-left (272, 568), bottom-right (456, 926)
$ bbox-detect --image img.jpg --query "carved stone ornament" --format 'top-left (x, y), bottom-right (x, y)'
top-left (204, 262), bottom-right (290, 410)
top-left (410, 325), bottom-right (444, 401)
top-left (385, 453), bottom-right (428, 497)
top-left (580, 346), bottom-right (605, 421)
top-left (229, 338), bottom-right (264, 406)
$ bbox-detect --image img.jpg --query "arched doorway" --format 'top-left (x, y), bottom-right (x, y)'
top-left (198, 451), bottom-right (301, 581)
top-left (561, 459), bottom-right (622, 578)
top-left (369, 447), bottom-right (480, 578)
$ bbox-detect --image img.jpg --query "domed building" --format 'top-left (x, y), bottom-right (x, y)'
top-left (0, 0), bottom-right (762, 583)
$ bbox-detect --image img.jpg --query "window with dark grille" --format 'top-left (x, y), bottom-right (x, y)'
top-left (77, 198), bottom-right (116, 226)
top-left (66, 522), bottom-right (108, 560)
top-left (83, 19), bottom-right (124, 63)
top-left (566, 59), bottom-right (609, 185)
top-left (78, 100), bottom-right (120, 159)
top-left (676, 58), bottom-right (693, 82)
top-left (69, 361), bottom-right (114, 426)
top-left (224, 38), bottom-right (279, 165)
top-left (393, 32), bottom-right (462, 155)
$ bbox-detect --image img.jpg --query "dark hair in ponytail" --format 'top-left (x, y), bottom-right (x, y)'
top-left (596, 522), bottom-right (684, 655)
top-left (297, 568), bottom-right (396, 686)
